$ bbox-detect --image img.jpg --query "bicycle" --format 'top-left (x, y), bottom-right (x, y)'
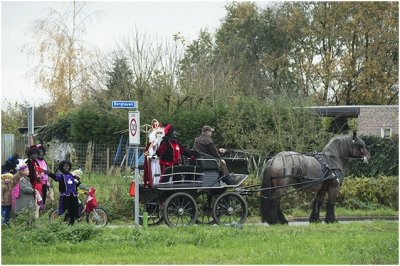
top-left (49, 188), bottom-right (109, 226)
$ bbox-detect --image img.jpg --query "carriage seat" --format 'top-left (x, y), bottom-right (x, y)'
top-left (159, 165), bottom-right (203, 184)
top-left (194, 151), bottom-right (220, 170)
top-left (190, 152), bottom-right (220, 187)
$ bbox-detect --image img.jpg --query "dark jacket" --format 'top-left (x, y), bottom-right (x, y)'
top-left (193, 134), bottom-right (221, 159)
top-left (156, 135), bottom-right (185, 163)
top-left (48, 172), bottom-right (81, 196)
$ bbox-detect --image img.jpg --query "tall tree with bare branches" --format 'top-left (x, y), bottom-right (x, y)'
top-left (23, 2), bottom-right (103, 119)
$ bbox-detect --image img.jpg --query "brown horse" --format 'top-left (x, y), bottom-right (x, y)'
top-left (260, 132), bottom-right (370, 224)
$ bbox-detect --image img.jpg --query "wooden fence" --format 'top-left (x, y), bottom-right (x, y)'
top-left (1, 134), bottom-right (31, 163)
top-left (1, 135), bottom-right (267, 178)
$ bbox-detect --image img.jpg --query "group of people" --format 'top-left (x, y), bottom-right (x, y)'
top-left (143, 122), bottom-right (239, 187)
top-left (1, 145), bottom-right (52, 226)
top-left (1, 144), bottom-right (90, 227)
top-left (2, 123), bottom-right (235, 225)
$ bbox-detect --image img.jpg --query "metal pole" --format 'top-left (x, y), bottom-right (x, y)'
top-left (134, 145), bottom-right (139, 227)
top-left (106, 147), bottom-right (110, 177)
top-left (27, 107), bottom-right (34, 146)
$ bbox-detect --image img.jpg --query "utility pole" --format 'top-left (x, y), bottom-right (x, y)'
top-left (27, 107), bottom-right (34, 146)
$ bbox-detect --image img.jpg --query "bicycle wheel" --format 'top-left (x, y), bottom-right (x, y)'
top-left (49, 208), bottom-right (60, 223)
top-left (86, 207), bottom-right (109, 226)
top-left (49, 208), bottom-right (71, 224)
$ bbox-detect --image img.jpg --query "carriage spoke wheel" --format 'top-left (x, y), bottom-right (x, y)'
top-left (195, 191), bottom-right (216, 225)
top-left (163, 192), bottom-right (198, 227)
top-left (138, 202), bottom-right (163, 226)
top-left (212, 192), bottom-right (248, 226)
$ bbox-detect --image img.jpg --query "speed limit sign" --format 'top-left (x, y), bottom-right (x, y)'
top-left (129, 111), bottom-right (140, 145)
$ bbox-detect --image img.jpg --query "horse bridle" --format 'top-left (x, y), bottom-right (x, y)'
top-left (350, 139), bottom-right (368, 163)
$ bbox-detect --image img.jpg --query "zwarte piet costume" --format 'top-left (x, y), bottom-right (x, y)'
top-left (156, 125), bottom-right (186, 181)
top-left (36, 144), bottom-right (50, 209)
top-left (47, 161), bottom-right (80, 225)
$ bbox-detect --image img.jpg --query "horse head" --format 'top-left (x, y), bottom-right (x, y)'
top-left (350, 131), bottom-right (371, 163)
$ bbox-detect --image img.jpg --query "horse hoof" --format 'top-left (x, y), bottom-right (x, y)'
top-left (309, 219), bottom-right (322, 223)
top-left (325, 218), bottom-right (338, 223)
top-left (279, 219), bottom-right (289, 225)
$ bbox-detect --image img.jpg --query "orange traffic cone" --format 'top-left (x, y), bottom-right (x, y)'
top-left (129, 181), bottom-right (135, 197)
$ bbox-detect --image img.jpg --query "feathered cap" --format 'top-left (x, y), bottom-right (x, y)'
top-left (7, 155), bottom-right (19, 165)
top-left (26, 145), bottom-right (39, 157)
top-left (36, 144), bottom-right (46, 155)
top-left (164, 124), bottom-right (176, 136)
top-left (18, 164), bottom-right (28, 171)
top-left (58, 160), bottom-right (72, 174)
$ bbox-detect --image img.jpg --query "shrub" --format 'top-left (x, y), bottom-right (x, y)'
top-left (246, 175), bottom-right (399, 214)
top-left (346, 135), bottom-right (399, 177)
top-left (3, 211), bottom-right (103, 244)
top-left (338, 175), bottom-right (399, 209)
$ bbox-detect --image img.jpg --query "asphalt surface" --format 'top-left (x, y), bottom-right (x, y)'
top-left (106, 216), bottom-right (398, 228)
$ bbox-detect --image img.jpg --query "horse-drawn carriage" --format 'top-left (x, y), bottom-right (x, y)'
top-left (135, 120), bottom-right (370, 227)
top-left (137, 152), bottom-right (250, 227)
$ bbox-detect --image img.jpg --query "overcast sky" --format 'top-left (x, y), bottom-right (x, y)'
top-left (2, 1), bottom-right (273, 107)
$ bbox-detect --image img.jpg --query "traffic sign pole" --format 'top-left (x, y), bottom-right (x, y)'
top-left (128, 111), bottom-right (140, 227)
top-left (115, 101), bottom-right (140, 227)
top-left (134, 145), bottom-right (139, 227)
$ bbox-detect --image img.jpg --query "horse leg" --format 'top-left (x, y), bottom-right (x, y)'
top-left (325, 180), bottom-right (340, 223)
top-left (260, 161), bottom-right (280, 225)
top-left (266, 188), bottom-right (287, 225)
top-left (309, 190), bottom-right (326, 223)
top-left (277, 204), bottom-right (288, 224)
top-left (265, 197), bottom-right (280, 225)
top-left (275, 189), bottom-right (288, 224)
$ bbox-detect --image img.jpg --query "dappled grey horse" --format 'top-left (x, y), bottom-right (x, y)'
top-left (260, 132), bottom-right (370, 224)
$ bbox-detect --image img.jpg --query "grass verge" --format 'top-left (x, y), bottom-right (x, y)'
top-left (2, 220), bottom-right (398, 264)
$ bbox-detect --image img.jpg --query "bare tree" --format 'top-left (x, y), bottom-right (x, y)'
top-left (23, 2), bottom-right (104, 118)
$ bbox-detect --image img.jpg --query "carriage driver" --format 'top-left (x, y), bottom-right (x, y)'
top-left (193, 126), bottom-right (240, 185)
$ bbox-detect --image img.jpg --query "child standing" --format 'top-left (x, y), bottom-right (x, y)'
top-left (1, 173), bottom-right (15, 226)
top-left (14, 164), bottom-right (36, 225)
top-left (71, 169), bottom-right (89, 221)
top-left (46, 161), bottom-right (80, 225)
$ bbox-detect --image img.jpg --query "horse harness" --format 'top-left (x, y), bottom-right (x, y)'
top-left (312, 152), bottom-right (345, 190)
top-left (237, 152), bottom-right (345, 200)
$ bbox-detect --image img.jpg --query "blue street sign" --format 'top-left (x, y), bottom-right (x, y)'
top-left (111, 101), bottom-right (138, 109)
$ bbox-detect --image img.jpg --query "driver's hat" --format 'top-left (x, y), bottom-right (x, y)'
top-left (202, 125), bottom-right (215, 133)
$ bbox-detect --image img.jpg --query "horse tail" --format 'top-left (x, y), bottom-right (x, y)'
top-left (260, 158), bottom-right (274, 223)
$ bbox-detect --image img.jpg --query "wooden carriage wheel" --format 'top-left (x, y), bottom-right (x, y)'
top-left (138, 202), bottom-right (163, 226)
top-left (195, 191), bottom-right (217, 225)
top-left (212, 192), bottom-right (248, 225)
top-left (163, 192), bottom-right (198, 227)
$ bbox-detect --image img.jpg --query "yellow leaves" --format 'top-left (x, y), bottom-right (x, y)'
top-left (24, 3), bottom-right (101, 115)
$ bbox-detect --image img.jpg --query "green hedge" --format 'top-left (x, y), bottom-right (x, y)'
top-left (244, 175), bottom-right (398, 216)
top-left (338, 175), bottom-right (399, 209)
top-left (45, 173), bottom-right (397, 223)
top-left (346, 135), bottom-right (398, 177)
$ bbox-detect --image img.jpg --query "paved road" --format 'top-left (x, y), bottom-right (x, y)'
top-left (107, 216), bottom-right (398, 228)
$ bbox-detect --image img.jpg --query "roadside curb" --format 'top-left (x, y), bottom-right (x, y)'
top-left (288, 216), bottom-right (399, 222)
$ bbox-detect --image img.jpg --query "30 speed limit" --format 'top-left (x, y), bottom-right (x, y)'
top-left (129, 111), bottom-right (140, 145)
